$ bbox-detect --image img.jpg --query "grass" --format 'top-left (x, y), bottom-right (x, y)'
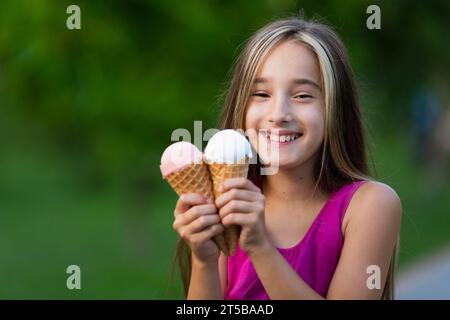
top-left (0, 131), bottom-right (449, 298)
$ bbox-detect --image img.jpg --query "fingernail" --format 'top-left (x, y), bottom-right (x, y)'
top-left (218, 185), bottom-right (224, 193)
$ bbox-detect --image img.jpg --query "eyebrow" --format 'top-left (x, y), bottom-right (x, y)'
top-left (253, 77), bottom-right (321, 91)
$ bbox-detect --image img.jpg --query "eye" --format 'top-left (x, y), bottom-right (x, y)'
top-left (294, 94), bottom-right (313, 100)
top-left (252, 92), bottom-right (270, 98)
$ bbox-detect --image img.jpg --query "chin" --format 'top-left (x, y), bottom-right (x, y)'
top-left (261, 155), bottom-right (304, 170)
top-left (265, 149), bottom-right (320, 171)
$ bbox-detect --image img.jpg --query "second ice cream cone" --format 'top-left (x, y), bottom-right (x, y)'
top-left (208, 162), bottom-right (249, 256)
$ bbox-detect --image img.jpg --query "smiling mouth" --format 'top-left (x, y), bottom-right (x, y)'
top-left (259, 129), bottom-right (304, 144)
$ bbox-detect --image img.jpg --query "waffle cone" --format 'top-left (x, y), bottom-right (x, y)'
top-left (166, 162), bottom-right (228, 255)
top-left (208, 162), bottom-right (249, 256)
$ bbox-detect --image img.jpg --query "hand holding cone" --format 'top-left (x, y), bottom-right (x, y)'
top-left (204, 130), bottom-right (253, 256)
top-left (161, 130), bottom-right (253, 256)
top-left (160, 141), bottom-right (228, 255)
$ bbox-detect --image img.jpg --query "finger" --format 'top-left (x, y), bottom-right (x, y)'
top-left (190, 224), bottom-right (225, 244)
top-left (218, 200), bottom-right (256, 219)
top-left (219, 177), bottom-right (260, 193)
top-left (215, 188), bottom-right (263, 208)
top-left (173, 204), bottom-right (217, 229)
top-left (222, 212), bottom-right (257, 228)
top-left (174, 193), bottom-right (213, 217)
top-left (179, 214), bottom-right (221, 239)
top-left (188, 214), bottom-right (222, 234)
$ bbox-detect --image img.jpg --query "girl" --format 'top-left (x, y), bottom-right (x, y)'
top-left (172, 16), bottom-right (402, 300)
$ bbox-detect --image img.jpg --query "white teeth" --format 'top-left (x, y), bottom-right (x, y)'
top-left (260, 130), bottom-right (301, 143)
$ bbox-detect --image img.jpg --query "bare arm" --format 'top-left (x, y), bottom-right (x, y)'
top-left (172, 193), bottom-right (226, 300)
top-left (218, 252), bottom-right (228, 296)
top-left (187, 254), bottom-right (223, 300)
top-left (326, 181), bottom-right (402, 299)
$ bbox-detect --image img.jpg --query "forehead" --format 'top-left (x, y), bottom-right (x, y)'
top-left (255, 39), bottom-right (321, 85)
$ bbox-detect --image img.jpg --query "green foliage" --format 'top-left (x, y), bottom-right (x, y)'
top-left (0, 0), bottom-right (449, 298)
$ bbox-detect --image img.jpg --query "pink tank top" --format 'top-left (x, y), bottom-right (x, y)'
top-left (225, 180), bottom-right (367, 299)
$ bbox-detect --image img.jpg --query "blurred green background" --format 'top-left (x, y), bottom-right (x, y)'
top-left (0, 0), bottom-right (449, 299)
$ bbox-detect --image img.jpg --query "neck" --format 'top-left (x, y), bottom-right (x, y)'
top-left (262, 157), bottom-right (326, 204)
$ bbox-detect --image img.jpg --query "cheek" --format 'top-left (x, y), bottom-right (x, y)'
top-left (244, 104), bottom-right (267, 152)
top-left (301, 107), bottom-right (325, 144)
top-left (244, 104), bottom-right (260, 130)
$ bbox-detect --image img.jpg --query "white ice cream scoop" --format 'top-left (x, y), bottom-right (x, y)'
top-left (204, 129), bottom-right (253, 164)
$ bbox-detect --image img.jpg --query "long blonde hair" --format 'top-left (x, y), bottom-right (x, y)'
top-left (174, 15), bottom-right (398, 300)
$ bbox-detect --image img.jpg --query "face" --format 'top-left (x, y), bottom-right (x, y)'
top-left (244, 39), bottom-right (326, 171)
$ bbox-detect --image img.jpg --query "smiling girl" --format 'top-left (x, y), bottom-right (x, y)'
top-left (172, 16), bottom-right (402, 300)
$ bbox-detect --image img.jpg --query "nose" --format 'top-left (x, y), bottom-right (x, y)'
top-left (268, 95), bottom-right (292, 124)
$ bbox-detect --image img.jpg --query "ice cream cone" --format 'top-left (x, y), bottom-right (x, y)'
top-left (166, 162), bottom-right (228, 255)
top-left (208, 161), bottom-right (249, 256)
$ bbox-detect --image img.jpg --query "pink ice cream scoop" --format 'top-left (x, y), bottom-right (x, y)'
top-left (160, 141), bottom-right (203, 178)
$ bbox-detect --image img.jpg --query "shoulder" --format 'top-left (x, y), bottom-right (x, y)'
top-left (342, 180), bottom-right (402, 235)
top-left (354, 180), bottom-right (401, 208)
